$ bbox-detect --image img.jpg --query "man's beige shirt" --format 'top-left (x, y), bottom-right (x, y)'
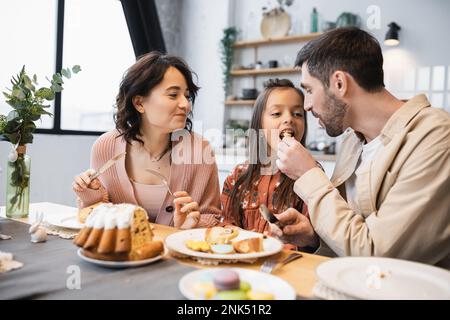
top-left (295, 95), bottom-right (450, 268)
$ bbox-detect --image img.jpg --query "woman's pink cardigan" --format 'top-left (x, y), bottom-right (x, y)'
top-left (74, 129), bottom-right (221, 227)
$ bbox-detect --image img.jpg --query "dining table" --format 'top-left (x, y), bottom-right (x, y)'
top-left (0, 202), bottom-right (329, 300)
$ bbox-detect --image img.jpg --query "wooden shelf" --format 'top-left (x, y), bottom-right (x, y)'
top-left (230, 67), bottom-right (298, 76)
top-left (224, 100), bottom-right (255, 105)
top-left (233, 32), bottom-right (322, 48)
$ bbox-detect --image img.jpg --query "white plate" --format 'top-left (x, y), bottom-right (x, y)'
top-left (29, 202), bottom-right (83, 230)
top-left (165, 228), bottom-right (283, 260)
top-left (179, 268), bottom-right (296, 300)
top-left (46, 214), bottom-right (84, 230)
top-left (316, 257), bottom-right (450, 300)
top-left (77, 248), bottom-right (164, 269)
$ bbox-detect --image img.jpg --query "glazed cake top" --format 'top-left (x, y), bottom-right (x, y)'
top-left (85, 203), bottom-right (137, 229)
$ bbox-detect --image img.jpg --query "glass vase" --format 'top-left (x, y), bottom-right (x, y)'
top-left (6, 152), bottom-right (31, 219)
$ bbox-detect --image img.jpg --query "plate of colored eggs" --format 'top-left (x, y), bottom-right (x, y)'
top-left (179, 268), bottom-right (296, 300)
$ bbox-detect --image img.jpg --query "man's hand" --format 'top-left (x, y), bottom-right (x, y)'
top-left (276, 137), bottom-right (316, 180)
top-left (268, 208), bottom-right (319, 248)
top-left (173, 191), bottom-right (200, 229)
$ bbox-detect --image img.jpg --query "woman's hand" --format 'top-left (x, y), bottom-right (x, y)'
top-left (268, 208), bottom-right (319, 248)
top-left (173, 191), bottom-right (200, 229)
top-left (72, 169), bottom-right (102, 192)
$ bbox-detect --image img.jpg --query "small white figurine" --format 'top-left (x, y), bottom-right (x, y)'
top-left (29, 212), bottom-right (47, 243)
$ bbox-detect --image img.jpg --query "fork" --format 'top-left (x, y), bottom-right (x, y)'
top-left (260, 252), bottom-right (303, 274)
top-left (145, 169), bottom-right (174, 196)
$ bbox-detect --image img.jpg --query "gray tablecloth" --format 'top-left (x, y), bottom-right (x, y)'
top-left (0, 218), bottom-right (196, 299)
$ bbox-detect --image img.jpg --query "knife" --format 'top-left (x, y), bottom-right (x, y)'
top-left (90, 151), bottom-right (126, 180)
top-left (259, 204), bottom-right (285, 227)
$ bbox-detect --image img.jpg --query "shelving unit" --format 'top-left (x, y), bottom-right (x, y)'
top-left (224, 32), bottom-right (322, 108)
top-left (224, 99), bottom-right (255, 106)
top-left (233, 32), bottom-right (322, 48)
top-left (230, 67), bottom-right (298, 76)
top-left (223, 32), bottom-right (324, 150)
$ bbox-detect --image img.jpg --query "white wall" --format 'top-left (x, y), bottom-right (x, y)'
top-left (177, 0), bottom-right (232, 147)
top-left (0, 135), bottom-right (97, 206)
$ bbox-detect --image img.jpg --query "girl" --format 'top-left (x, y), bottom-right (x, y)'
top-left (72, 52), bottom-right (221, 229)
top-left (220, 79), bottom-right (319, 250)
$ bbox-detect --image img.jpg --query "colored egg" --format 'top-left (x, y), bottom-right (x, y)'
top-left (247, 290), bottom-right (275, 300)
top-left (239, 281), bottom-right (251, 292)
top-left (193, 282), bottom-right (217, 300)
top-left (215, 290), bottom-right (248, 300)
top-left (213, 269), bottom-right (240, 291)
top-left (186, 240), bottom-right (210, 252)
top-left (210, 244), bottom-right (234, 254)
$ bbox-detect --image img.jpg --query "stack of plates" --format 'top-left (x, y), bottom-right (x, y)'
top-left (313, 257), bottom-right (450, 300)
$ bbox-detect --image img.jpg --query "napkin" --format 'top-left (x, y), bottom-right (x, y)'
top-left (168, 249), bottom-right (257, 265)
top-left (0, 251), bottom-right (23, 273)
top-left (41, 222), bottom-right (78, 239)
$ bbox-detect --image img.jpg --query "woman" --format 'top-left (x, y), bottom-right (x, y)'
top-left (72, 52), bottom-right (221, 229)
top-left (220, 79), bottom-right (319, 251)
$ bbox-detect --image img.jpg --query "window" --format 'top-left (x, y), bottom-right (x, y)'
top-left (0, 0), bottom-right (57, 129)
top-left (61, 0), bottom-right (135, 132)
top-left (0, 0), bottom-right (134, 134)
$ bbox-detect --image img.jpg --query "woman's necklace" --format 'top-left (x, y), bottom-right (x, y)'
top-left (141, 141), bottom-right (172, 169)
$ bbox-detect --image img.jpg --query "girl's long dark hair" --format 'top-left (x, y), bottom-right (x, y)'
top-left (229, 79), bottom-right (307, 227)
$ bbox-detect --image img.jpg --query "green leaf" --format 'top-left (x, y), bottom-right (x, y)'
top-left (22, 132), bottom-right (33, 144)
top-left (35, 87), bottom-right (55, 101)
top-left (61, 68), bottom-right (71, 79)
top-left (52, 73), bottom-right (63, 84)
top-left (12, 87), bottom-right (25, 99)
top-left (23, 75), bottom-right (35, 92)
top-left (7, 110), bottom-right (20, 122)
top-left (5, 98), bottom-right (26, 110)
top-left (32, 74), bottom-right (38, 84)
top-left (4, 119), bottom-right (21, 133)
top-left (51, 83), bottom-right (63, 92)
top-left (23, 121), bottom-right (37, 131)
top-left (72, 65), bottom-right (81, 73)
top-left (3, 91), bottom-right (12, 100)
top-left (39, 109), bottom-right (52, 116)
top-left (0, 115), bottom-right (7, 133)
top-left (29, 113), bottom-right (41, 121)
top-left (3, 132), bottom-right (20, 144)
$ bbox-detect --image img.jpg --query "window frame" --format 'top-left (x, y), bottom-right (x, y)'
top-left (36, 0), bottom-right (106, 136)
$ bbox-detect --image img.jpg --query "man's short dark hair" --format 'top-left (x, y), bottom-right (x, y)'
top-left (295, 27), bottom-right (385, 92)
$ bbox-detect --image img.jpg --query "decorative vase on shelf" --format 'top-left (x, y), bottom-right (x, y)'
top-left (6, 145), bottom-right (31, 219)
top-left (310, 7), bottom-right (319, 33)
top-left (260, 8), bottom-right (291, 39)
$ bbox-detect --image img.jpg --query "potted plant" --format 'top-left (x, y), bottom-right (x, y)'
top-left (0, 65), bottom-right (80, 218)
top-left (220, 26), bottom-right (239, 97)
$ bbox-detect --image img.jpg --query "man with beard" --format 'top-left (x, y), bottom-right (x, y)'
top-left (274, 27), bottom-right (450, 268)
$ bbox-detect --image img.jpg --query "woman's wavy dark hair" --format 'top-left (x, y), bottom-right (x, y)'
top-left (229, 79), bottom-right (307, 227)
top-left (114, 51), bottom-right (199, 145)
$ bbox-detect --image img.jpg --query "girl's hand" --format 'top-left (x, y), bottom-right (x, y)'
top-left (173, 191), bottom-right (200, 229)
top-left (72, 169), bottom-right (102, 192)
